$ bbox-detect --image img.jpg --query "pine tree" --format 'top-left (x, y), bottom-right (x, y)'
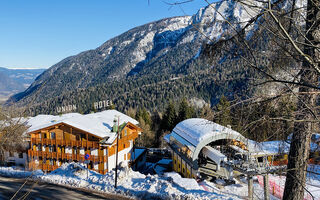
top-left (215, 95), bottom-right (232, 127)
top-left (177, 98), bottom-right (195, 124)
top-left (200, 104), bottom-right (214, 120)
top-left (161, 101), bottom-right (177, 131)
top-left (136, 107), bottom-right (151, 126)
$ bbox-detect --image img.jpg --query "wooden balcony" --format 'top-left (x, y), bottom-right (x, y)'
top-left (41, 164), bottom-right (59, 171)
top-left (28, 150), bottom-right (108, 164)
top-left (31, 138), bottom-right (100, 148)
top-left (28, 160), bottom-right (108, 174)
top-left (28, 162), bottom-right (59, 172)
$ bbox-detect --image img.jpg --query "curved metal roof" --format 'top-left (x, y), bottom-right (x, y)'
top-left (168, 118), bottom-right (248, 169)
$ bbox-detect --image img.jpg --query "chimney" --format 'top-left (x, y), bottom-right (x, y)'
top-left (113, 118), bottom-right (118, 132)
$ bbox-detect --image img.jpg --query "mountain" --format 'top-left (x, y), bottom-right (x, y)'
top-left (0, 67), bottom-right (45, 102)
top-left (8, 0), bottom-right (300, 115)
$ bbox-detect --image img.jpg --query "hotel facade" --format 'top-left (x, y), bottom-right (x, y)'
top-left (27, 110), bottom-right (142, 174)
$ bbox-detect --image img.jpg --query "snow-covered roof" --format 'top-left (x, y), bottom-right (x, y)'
top-left (166, 118), bottom-right (248, 169)
top-left (172, 118), bottom-right (245, 147)
top-left (252, 140), bottom-right (319, 155)
top-left (26, 110), bottom-right (139, 140)
top-left (131, 148), bottom-right (147, 160)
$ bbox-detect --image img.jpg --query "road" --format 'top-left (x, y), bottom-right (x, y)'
top-left (0, 176), bottom-right (132, 200)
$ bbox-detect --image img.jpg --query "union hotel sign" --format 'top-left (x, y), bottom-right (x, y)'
top-left (56, 99), bottom-right (113, 113)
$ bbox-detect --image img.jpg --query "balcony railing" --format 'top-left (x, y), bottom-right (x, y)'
top-left (28, 161), bottom-right (108, 174)
top-left (28, 150), bottom-right (108, 162)
top-left (31, 138), bottom-right (99, 148)
top-left (28, 162), bottom-right (59, 171)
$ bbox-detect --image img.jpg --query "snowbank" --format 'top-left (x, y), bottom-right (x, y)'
top-left (164, 172), bottom-right (202, 190)
top-left (3, 162), bottom-right (319, 199)
top-left (0, 166), bottom-right (43, 178)
top-left (35, 162), bottom-right (236, 200)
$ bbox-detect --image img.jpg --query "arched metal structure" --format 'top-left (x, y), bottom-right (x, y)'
top-left (165, 118), bottom-right (248, 174)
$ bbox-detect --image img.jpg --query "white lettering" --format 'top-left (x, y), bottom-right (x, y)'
top-left (56, 99), bottom-right (112, 114)
top-left (93, 99), bottom-right (113, 110)
top-left (94, 102), bottom-right (99, 110)
top-left (57, 107), bottom-right (61, 113)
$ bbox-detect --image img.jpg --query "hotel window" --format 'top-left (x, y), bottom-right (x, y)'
top-left (50, 132), bottom-right (55, 139)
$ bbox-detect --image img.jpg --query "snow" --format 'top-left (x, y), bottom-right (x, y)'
top-left (0, 166), bottom-right (43, 178)
top-left (131, 148), bottom-right (146, 160)
top-left (157, 159), bottom-right (172, 165)
top-left (26, 110), bottom-right (138, 141)
top-left (172, 118), bottom-right (244, 147)
top-left (153, 159), bottom-right (172, 175)
top-left (164, 172), bottom-right (202, 190)
top-left (189, 0), bottom-right (267, 43)
top-left (33, 162), bottom-right (240, 199)
top-left (258, 172), bottom-right (320, 199)
top-left (250, 137), bottom-right (320, 155)
top-left (159, 17), bottom-right (191, 33)
top-left (254, 141), bottom-right (290, 154)
top-left (1, 161), bottom-right (320, 199)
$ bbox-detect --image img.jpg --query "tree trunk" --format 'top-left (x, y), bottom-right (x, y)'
top-left (283, 0), bottom-right (320, 199)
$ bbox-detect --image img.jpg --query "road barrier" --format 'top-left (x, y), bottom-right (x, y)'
top-left (257, 175), bottom-right (315, 200)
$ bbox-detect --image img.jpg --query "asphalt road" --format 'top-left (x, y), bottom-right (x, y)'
top-left (0, 176), bottom-right (132, 200)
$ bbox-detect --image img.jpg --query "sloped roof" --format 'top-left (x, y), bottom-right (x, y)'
top-left (167, 118), bottom-right (248, 169)
top-left (172, 118), bottom-right (244, 147)
top-left (27, 110), bottom-right (139, 139)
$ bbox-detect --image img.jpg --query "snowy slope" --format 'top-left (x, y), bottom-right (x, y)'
top-left (11, 0), bottom-right (268, 110)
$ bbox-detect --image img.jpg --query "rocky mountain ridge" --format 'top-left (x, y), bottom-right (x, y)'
top-left (8, 0), bottom-right (301, 115)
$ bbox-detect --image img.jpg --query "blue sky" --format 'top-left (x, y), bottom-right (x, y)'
top-left (0, 0), bottom-right (209, 69)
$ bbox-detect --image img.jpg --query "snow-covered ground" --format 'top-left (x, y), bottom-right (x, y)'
top-left (0, 163), bottom-right (247, 200)
top-left (1, 163), bottom-right (319, 199)
top-left (0, 166), bottom-right (42, 178)
top-left (37, 162), bottom-right (235, 200)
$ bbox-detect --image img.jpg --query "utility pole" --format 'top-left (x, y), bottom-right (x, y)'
top-left (248, 174), bottom-right (253, 200)
top-left (114, 116), bottom-right (120, 188)
top-left (264, 174), bottom-right (270, 200)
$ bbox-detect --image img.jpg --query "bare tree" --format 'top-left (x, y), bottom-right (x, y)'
top-left (165, 0), bottom-right (320, 198)
top-left (0, 106), bottom-right (28, 165)
top-left (209, 0), bottom-right (320, 198)
top-left (283, 0), bottom-right (320, 198)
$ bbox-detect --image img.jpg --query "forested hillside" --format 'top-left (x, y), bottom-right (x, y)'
top-left (8, 0), bottom-right (297, 125)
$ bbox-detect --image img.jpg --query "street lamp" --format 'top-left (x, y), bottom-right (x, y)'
top-left (114, 116), bottom-right (120, 188)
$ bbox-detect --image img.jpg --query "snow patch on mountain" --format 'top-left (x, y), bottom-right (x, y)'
top-left (160, 16), bottom-right (191, 33)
